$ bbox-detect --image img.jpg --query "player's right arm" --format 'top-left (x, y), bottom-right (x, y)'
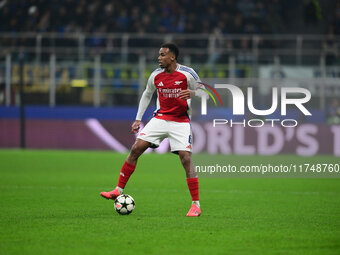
top-left (131, 120), bottom-right (141, 134)
top-left (132, 74), bottom-right (157, 133)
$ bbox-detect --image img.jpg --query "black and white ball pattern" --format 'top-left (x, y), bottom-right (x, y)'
top-left (114, 194), bottom-right (135, 215)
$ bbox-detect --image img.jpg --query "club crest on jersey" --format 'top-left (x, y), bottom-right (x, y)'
top-left (174, 81), bottom-right (183, 85)
top-left (158, 81), bottom-right (164, 87)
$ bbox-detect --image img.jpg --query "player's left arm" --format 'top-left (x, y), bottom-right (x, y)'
top-left (178, 69), bottom-right (206, 100)
top-left (178, 89), bottom-right (196, 100)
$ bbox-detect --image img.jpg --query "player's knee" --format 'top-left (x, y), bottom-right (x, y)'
top-left (179, 152), bottom-right (191, 166)
top-left (130, 145), bottom-right (141, 158)
top-left (130, 143), bottom-right (144, 159)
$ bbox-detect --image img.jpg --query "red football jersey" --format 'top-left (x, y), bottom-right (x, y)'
top-left (136, 64), bottom-right (201, 123)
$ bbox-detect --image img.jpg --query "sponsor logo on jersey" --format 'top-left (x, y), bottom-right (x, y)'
top-left (158, 81), bottom-right (164, 87)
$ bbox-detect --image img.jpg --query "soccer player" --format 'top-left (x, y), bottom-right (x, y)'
top-left (101, 43), bottom-right (205, 217)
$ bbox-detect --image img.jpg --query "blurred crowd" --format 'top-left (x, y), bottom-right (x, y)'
top-left (0, 0), bottom-right (338, 35)
top-left (327, 98), bottom-right (340, 124)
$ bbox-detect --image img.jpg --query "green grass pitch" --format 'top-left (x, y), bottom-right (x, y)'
top-left (0, 149), bottom-right (339, 255)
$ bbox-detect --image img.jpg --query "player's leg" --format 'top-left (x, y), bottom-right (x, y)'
top-left (101, 118), bottom-right (166, 200)
top-left (116, 138), bottom-right (151, 190)
top-left (126, 138), bottom-right (151, 165)
top-left (178, 151), bottom-right (201, 217)
top-left (168, 121), bottom-right (201, 216)
top-left (100, 139), bottom-right (150, 200)
top-left (178, 150), bottom-right (197, 178)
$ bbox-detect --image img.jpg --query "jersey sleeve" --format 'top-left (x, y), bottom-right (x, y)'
top-left (135, 73), bottom-right (157, 121)
top-left (187, 68), bottom-right (207, 97)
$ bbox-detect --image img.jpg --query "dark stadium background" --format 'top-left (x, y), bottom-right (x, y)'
top-left (1, 0), bottom-right (339, 154)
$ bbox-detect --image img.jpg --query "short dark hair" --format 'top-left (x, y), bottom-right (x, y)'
top-left (161, 43), bottom-right (179, 60)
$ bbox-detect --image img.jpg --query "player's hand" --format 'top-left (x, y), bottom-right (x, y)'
top-left (131, 120), bottom-right (141, 134)
top-left (178, 90), bottom-right (195, 100)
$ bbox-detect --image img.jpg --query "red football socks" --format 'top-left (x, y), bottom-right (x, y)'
top-left (187, 177), bottom-right (199, 201)
top-left (117, 161), bottom-right (136, 189)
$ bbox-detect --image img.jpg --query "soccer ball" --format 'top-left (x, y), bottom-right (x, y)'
top-left (114, 194), bottom-right (135, 215)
